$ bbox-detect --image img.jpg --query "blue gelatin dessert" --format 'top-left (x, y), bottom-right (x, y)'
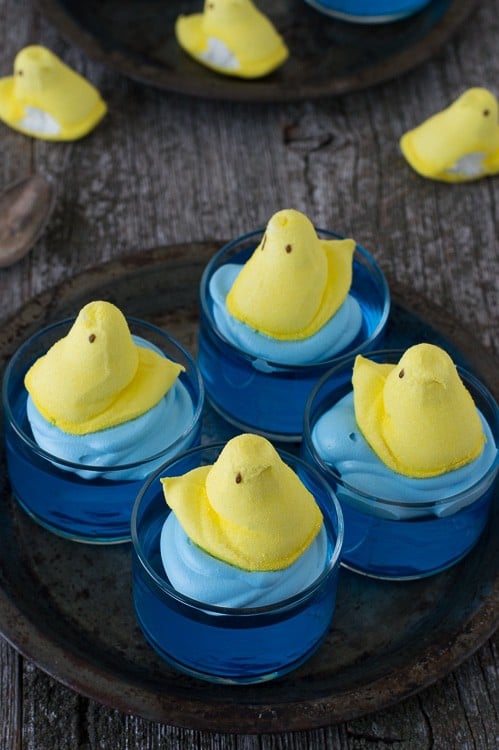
top-left (198, 208), bottom-right (389, 440)
top-left (304, 0), bottom-right (433, 23)
top-left (302, 344), bottom-right (499, 579)
top-left (131, 435), bottom-right (344, 683)
top-left (3, 301), bottom-right (204, 543)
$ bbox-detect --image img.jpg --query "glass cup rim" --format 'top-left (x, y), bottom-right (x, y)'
top-left (2, 314), bottom-right (205, 473)
top-left (199, 226), bottom-right (391, 371)
top-left (305, 0), bottom-right (428, 11)
top-left (131, 440), bottom-right (345, 616)
top-left (303, 347), bottom-right (499, 511)
top-left (305, 0), bottom-right (430, 10)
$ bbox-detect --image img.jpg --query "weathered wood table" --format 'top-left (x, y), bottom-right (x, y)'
top-left (0, 0), bottom-right (497, 747)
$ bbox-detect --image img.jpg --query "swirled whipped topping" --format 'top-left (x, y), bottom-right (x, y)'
top-left (159, 433), bottom-right (328, 606)
top-left (161, 513), bottom-right (328, 607)
top-left (27, 377), bottom-right (195, 481)
top-left (210, 263), bottom-right (363, 365)
top-left (209, 210), bottom-right (364, 366)
top-left (25, 301), bottom-right (184, 435)
top-left (312, 391), bottom-right (497, 520)
top-left (25, 300), bottom-right (197, 480)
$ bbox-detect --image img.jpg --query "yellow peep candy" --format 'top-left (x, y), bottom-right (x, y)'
top-left (25, 301), bottom-right (183, 435)
top-left (400, 88), bottom-right (499, 182)
top-left (161, 433), bottom-right (323, 571)
top-left (175, 0), bottom-right (289, 79)
top-left (0, 46), bottom-right (107, 141)
top-left (352, 344), bottom-right (486, 478)
top-left (226, 209), bottom-right (355, 340)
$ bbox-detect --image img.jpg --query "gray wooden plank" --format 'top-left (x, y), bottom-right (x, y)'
top-left (0, 639), bottom-right (20, 750)
top-left (0, 0), bottom-right (497, 747)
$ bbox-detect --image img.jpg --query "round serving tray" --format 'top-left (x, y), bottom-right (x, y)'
top-left (0, 242), bottom-right (497, 733)
top-left (36, 0), bottom-right (478, 102)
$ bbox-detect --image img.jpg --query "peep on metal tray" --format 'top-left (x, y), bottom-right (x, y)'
top-left (37, 0), bottom-right (477, 101)
top-left (0, 243), bottom-right (497, 734)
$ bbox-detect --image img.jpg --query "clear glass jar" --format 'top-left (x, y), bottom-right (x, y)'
top-left (3, 317), bottom-right (204, 543)
top-left (131, 442), bottom-right (344, 683)
top-left (302, 350), bottom-right (499, 579)
top-left (198, 227), bottom-right (390, 441)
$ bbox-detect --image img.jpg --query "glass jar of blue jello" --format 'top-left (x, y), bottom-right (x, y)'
top-left (3, 316), bottom-right (204, 543)
top-left (302, 349), bottom-right (499, 580)
top-left (131, 442), bottom-right (344, 684)
top-left (304, 0), bottom-right (433, 23)
top-left (198, 227), bottom-right (390, 441)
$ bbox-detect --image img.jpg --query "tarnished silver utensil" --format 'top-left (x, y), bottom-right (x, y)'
top-left (0, 173), bottom-right (55, 268)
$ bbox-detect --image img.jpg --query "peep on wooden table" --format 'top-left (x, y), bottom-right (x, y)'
top-left (0, 0), bottom-right (498, 748)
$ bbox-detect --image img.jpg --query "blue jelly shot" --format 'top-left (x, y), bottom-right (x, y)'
top-left (304, 0), bottom-right (433, 23)
top-left (131, 443), bottom-right (344, 684)
top-left (198, 227), bottom-right (389, 441)
top-left (3, 317), bottom-right (204, 543)
top-left (302, 350), bottom-right (499, 579)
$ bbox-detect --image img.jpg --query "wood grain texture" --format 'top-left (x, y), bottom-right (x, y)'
top-left (0, 0), bottom-right (498, 747)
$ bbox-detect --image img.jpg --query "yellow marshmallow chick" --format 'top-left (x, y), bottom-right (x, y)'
top-left (25, 301), bottom-right (183, 435)
top-left (0, 46), bottom-right (107, 141)
top-left (161, 433), bottom-right (323, 571)
top-left (352, 344), bottom-right (486, 478)
top-left (226, 209), bottom-right (356, 340)
top-left (175, 0), bottom-right (289, 79)
top-left (400, 88), bottom-right (499, 182)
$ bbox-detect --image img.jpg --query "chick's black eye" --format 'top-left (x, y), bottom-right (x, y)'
top-left (235, 472), bottom-right (242, 484)
top-left (17, 69), bottom-right (23, 76)
top-left (398, 368), bottom-right (405, 378)
top-left (89, 334), bottom-right (96, 343)
top-left (285, 244), bottom-right (292, 254)
top-left (483, 109), bottom-right (490, 116)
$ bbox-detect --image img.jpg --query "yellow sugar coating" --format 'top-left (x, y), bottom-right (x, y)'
top-left (175, 0), bottom-right (288, 79)
top-left (352, 344), bottom-right (486, 478)
top-left (400, 88), bottom-right (499, 182)
top-left (25, 301), bottom-right (184, 435)
top-left (161, 433), bottom-right (323, 572)
top-left (226, 209), bottom-right (355, 340)
top-left (0, 46), bottom-right (107, 141)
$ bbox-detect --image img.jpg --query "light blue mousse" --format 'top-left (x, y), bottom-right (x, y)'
top-left (26, 336), bottom-right (196, 481)
top-left (161, 514), bottom-right (328, 608)
top-left (210, 264), bottom-right (363, 366)
top-left (312, 391), bottom-right (498, 520)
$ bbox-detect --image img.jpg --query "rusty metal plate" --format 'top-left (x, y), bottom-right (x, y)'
top-left (36, 0), bottom-right (478, 102)
top-left (0, 243), bottom-right (497, 733)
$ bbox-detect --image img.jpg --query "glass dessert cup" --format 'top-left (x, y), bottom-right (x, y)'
top-left (3, 317), bottom-right (204, 544)
top-left (131, 442), bottom-right (344, 684)
top-left (304, 0), bottom-right (433, 23)
top-left (198, 228), bottom-right (390, 442)
top-left (302, 350), bottom-right (499, 580)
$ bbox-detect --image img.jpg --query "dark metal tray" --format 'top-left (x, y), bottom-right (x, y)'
top-left (37, 0), bottom-right (478, 102)
top-left (0, 243), bottom-right (497, 734)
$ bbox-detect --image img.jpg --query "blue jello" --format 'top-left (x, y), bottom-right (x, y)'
top-left (3, 317), bottom-right (204, 543)
top-left (198, 227), bottom-right (390, 441)
top-left (302, 350), bottom-right (499, 579)
top-left (131, 443), bottom-right (344, 683)
top-left (304, 0), bottom-right (433, 23)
